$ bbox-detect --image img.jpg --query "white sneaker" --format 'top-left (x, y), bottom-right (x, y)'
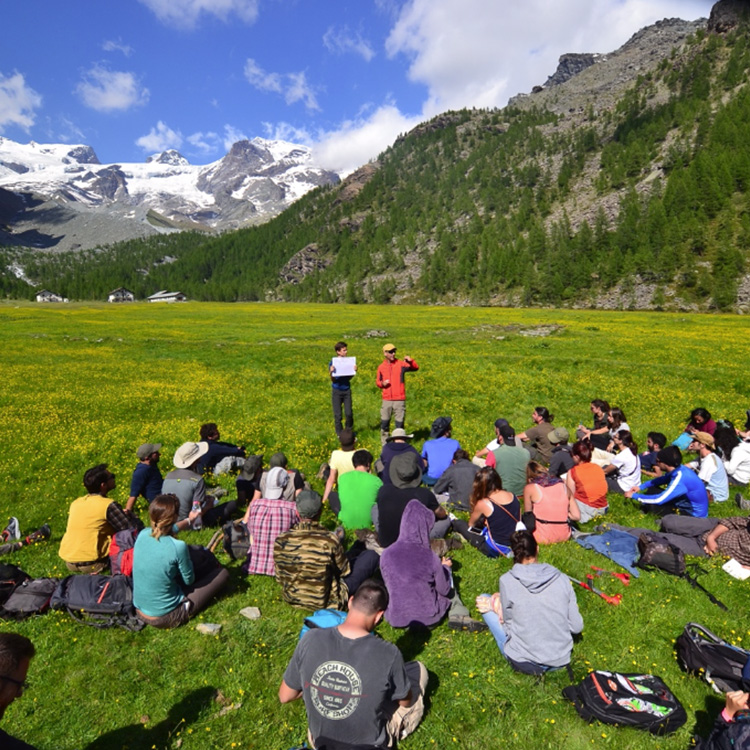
top-left (4, 517), bottom-right (20, 541)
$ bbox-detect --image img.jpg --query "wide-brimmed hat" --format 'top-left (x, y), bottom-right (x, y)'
top-left (137, 442), bottom-right (161, 460)
top-left (296, 489), bottom-right (322, 519)
top-left (386, 428), bottom-right (414, 442)
top-left (390, 452), bottom-right (423, 489)
top-left (239, 454), bottom-right (263, 479)
top-left (549, 427), bottom-right (570, 445)
top-left (430, 416), bottom-right (452, 439)
top-left (173, 441), bottom-right (209, 469)
top-left (269, 452), bottom-right (288, 468)
top-left (265, 466), bottom-right (289, 499)
top-left (690, 431), bottom-right (715, 449)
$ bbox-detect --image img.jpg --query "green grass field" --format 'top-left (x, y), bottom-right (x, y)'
top-left (1, 301), bottom-right (749, 750)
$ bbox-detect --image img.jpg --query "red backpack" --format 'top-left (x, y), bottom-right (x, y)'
top-left (109, 528), bottom-right (138, 576)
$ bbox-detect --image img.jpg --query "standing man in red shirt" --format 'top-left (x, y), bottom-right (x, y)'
top-left (376, 343), bottom-right (419, 445)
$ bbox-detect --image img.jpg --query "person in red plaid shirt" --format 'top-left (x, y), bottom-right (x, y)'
top-left (244, 467), bottom-right (299, 576)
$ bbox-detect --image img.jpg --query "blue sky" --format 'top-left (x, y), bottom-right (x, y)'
top-left (1, 0), bottom-right (714, 175)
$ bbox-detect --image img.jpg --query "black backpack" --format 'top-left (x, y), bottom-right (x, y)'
top-left (0, 577), bottom-right (58, 620)
top-left (637, 532), bottom-right (727, 610)
top-left (223, 520), bottom-right (250, 560)
top-left (0, 563), bottom-right (30, 605)
top-left (562, 671), bottom-right (687, 735)
top-left (51, 574), bottom-right (145, 631)
top-left (676, 622), bottom-right (750, 693)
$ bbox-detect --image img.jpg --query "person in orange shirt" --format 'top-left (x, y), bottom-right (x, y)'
top-left (376, 344), bottom-right (419, 445)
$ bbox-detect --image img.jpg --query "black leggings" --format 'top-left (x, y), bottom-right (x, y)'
top-left (452, 519), bottom-right (497, 558)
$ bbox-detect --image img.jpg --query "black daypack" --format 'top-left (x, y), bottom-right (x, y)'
top-left (51, 574), bottom-right (145, 631)
top-left (0, 577), bottom-right (58, 620)
top-left (222, 520), bottom-right (250, 560)
top-left (636, 532), bottom-right (727, 610)
top-left (676, 622), bottom-right (750, 693)
top-left (563, 671), bottom-right (687, 735)
top-left (0, 562), bottom-right (30, 605)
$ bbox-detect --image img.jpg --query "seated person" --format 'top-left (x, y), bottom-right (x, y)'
top-left (517, 407), bottom-right (556, 464)
top-left (421, 416), bottom-right (460, 484)
top-left (260, 453), bottom-right (305, 502)
top-left (279, 580), bottom-right (429, 750)
top-left (163, 442), bottom-right (237, 528)
top-left (485, 423), bottom-right (530, 496)
top-left (695, 690), bottom-right (750, 749)
top-left (132, 494), bottom-right (229, 629)
top-left (59, 464), bottom-right (142, 573)
top-left (452, 466), bottom-right (520, 557)
top-left (548, 427), bottom-right (574, 478)
top-left (687, 432), bottom-right (729, 502)
top-left (337, 450), bottom-right (382, 530)
top-left (433, 448), bottom-right (479, 511)
top-left (380, 499), bottom-right (486, 631)
top-left (274, 490), bottom-right (380, 611)
top-left (609, 513), bottom-right (750, 566)
top-left (714, 425), bottom-right (750, 487)
top-left (626, 446), bottom-right (709, 518)
top-left (195, 423), bottom-right (246, 475)
top-left (577, 399), bottom-right (611, 451)
top-left (0, 632), bottom-right (38, 750)
top-left (602, 431), bottom-right (642, 495)
top-left (672, 407), bottom-right (717, 449)
top-left (244, 467), bottom-right (298, 576)
top-left (374, 452), bottom-right (451, 548)
top-left (565, 441), bottom-right (608, 523)
top-left (640, 432), bottom-right (667, 475)
top-left (476, 530), bottom-right (583, 675)
top-left (127, 442), bottom-right (163, 508)
top-left (322, 429), bottom-right (357, 507)
top-left (473, 418), bottom-right (508, 467)
top-left (524, 462), bottom-right (580, 544)
top-left (378, 428), bottom-right (425, 484)
top-left (235, 454), bottom-right (263, 505)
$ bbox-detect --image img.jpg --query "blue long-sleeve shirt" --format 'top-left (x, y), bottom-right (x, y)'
top-left (632, 466), bottom-right (709, 517)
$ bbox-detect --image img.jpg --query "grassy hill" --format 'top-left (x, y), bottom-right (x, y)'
top-left (3, 7), bottom-right (750, 311)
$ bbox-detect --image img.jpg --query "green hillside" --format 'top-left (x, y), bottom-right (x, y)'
top-left (3, 12), bottom-right (750, 309)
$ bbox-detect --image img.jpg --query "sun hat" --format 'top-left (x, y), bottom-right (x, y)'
top-left (430, 416), bottom-right (452, 439)
top-left (390, 452), bottom-right (423, 489)
top-left (548, 427), bottom-right (570, 444)
top-left (265, 466), bottom-right (289, 499)
top-left (386, 428), bottom-right (414, 442)
top-left (137, 442), bottom-right (161, 460)
top-left (269, 452), bottom-right (288, 468)
top-left (239, 454), bottom-right (263, 479)
top-left (296, 489), bottom-right (322, 519)
top-left (173, 441), bottom-right (209, 469)
top-left (382, 343), bottom-right (397, 353)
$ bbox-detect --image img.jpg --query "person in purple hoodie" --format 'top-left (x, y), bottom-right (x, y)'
top-left (379, 499), bottom-right (486, 632)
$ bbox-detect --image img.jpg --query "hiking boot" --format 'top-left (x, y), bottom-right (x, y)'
top-left (316, 462), bottom-right (329, 480)
top-left (354, 528), bottom-right (383, 554)
top-left (448, 616), bottom-right (488, 633)
top-left (25, 523), bottom-right (50, 544)
top-left (736, 493), bottom-right (750, 512)
top-left (3, 517), bottom-right (20, 542)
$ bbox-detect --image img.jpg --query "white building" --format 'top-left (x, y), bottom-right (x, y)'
top-left (107, 287), bottom-right (136, 303)
top-left (35, 289), bottom-right (67, 303)
top-left (147, 290), bottom-right (187, 303)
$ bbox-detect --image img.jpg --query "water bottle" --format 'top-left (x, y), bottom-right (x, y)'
top-left (191, 500), bottom-right (202, 530)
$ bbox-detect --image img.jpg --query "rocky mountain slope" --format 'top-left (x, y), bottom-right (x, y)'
top-left (0, 136), bottom-right (339, 252)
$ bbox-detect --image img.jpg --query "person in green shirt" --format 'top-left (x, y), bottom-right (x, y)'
top-left (337, 450), bottom-right (383, 529)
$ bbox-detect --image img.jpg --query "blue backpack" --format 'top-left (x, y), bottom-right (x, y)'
top-left (299, 609), bottom-right (347, 640)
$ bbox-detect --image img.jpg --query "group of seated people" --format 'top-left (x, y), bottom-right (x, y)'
top-left (6, 402), bottom-right (750, 749)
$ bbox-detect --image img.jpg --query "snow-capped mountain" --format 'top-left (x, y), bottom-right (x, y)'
top-left (0, 136), bottom-right (339, 252)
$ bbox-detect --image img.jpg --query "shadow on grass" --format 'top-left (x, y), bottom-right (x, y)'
top-left (395, 624), bottom-right (433, 662)
top-left (691, 693), bottom-right (725, 743)
top-left (83, 686), bottom-right (216, 750)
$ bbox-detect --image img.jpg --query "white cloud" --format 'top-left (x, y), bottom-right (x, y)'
top-left (102, 39), bottom-right (133, 57)
top-left (136, 121), bottom-right (183, 152)
top-left (244, 59), bottom-right (320, 112)
top-left (50, 116), bottom-right (87, 144)
top-left (187, 130), bottom-right (221, 155)
top-left (385, 0), bottom-right (714, 116)
top-left (76, 66), bottom-right (149, 113)
top-left (138, 0), bottom-right (259, 29)
top-left (323, 26), bottom-right (375, 62)
top-left (312, 102), bottom-right (421, 176)
top-left (262, 121), bottom-right (313, 145)
top-left (223, 124), bottom-right (248, 150)
top-left (0, 71), bottom-right (42, 132)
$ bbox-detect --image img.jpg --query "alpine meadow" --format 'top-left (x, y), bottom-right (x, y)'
top-left (1, 301), bottom-right (749, 750)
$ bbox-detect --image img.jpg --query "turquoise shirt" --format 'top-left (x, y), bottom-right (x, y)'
top-left (132, 529), bottom-right (194, 617)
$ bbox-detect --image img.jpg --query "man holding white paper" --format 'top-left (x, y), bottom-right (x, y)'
top-left (329, 341), bottom-right (356, 435)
